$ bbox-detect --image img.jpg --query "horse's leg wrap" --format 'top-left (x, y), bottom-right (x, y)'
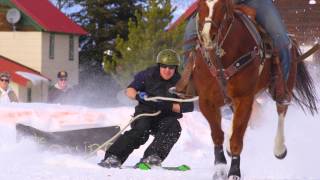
top-left (213, 145), bottom-right (228, 180)
top-left (214, 145), bottom-right (227, 165)
top-left (228, 155), bottom-right (241, 178)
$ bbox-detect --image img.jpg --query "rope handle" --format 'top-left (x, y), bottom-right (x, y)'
top-left (144, 96), bottom-right (199, 102)
top-left (86, 95), bottom-right (198, 159)
top-left (85, 111), bottom-right (161, 159)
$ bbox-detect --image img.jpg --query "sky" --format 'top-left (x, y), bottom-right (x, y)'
top-left (54, 0), bottom-right (195, 22)
top-left (172, 0), bottom-right (194, 20)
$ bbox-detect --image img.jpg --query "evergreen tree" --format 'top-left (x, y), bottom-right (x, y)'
top-left (109, 0), bottom-right (185, 87)
top-left (51, 0), bottom-right (146, 73)
top-left (49, 0), bottom-right (70, 10)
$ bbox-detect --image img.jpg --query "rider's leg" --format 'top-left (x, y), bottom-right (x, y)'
top-left (174, 15), bottom-right (198, 95)
top-left (244, 0), bottom-right (291, 79)
top-left (183, 14), bottom-right (198, 63)
top-left (244, 0), bottom-right (291, 104)
top-left (272, 51), bottom-right (291, 105)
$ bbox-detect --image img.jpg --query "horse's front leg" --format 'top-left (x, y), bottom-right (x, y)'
top-left (198, 98), bottom-right (227, 179)
top-left (228, 95), bottom-right (254, 179)
top-left (274, 104), bottom-right (288, 159)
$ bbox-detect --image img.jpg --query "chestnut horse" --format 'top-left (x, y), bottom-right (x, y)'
top-left (176, 0), bottom-right (318, 179)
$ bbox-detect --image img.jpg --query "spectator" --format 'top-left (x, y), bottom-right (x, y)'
top-left (0, 72), bottom-right (19, 103)
top-left (48, 71), bottom-right (71, 103)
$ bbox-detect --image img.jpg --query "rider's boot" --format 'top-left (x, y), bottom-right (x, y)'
top-left (174, 51), bottom-right (196, 98)
top-left (271, 54), bottom-right (291, 105)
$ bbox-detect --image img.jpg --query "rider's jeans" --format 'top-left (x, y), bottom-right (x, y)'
top-left (183, 15), bottom-right (198, 65)
top-left (243, 0), bottom-right (292, 80)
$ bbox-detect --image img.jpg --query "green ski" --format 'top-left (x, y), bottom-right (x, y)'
top-left (123, 163), bottom-right (191, 171)
top-left (162, 164), bottom-right (191, 171)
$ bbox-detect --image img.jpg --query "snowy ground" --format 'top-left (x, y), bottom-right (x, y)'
top-left (0, 93), bottom-right (319, 180)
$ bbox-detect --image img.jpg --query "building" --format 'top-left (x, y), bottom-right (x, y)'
top-left (0, 55), bottom-right (49, 102)
top-left (0, 0), bottom-right (87, 102)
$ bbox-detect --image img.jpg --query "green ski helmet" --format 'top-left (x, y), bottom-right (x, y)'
top-left (156, 49), bottom-right (180, 66)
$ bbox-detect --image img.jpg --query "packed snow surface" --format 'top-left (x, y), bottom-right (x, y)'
top-left (0, 93), bottom-right (319, 180)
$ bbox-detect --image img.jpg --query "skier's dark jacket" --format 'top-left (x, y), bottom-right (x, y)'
top-left (128, 65), bottom-right (194, 118)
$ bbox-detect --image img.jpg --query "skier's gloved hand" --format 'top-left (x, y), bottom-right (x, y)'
top-left (156, 100), bottom-right (173, 113)
top-left (135, 91), bottom-right (148, 103)
top-left (135, 92), bottom-right (160, 110)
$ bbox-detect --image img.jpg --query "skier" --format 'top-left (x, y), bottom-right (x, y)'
top-left (48, 71), bottom-right (72, 103)
top-left (184, 0), bottom-right (291, 104)
top-left (0, 72), bottom-right (19, 103)
top-left (98, 49), bottom-right (194, 168)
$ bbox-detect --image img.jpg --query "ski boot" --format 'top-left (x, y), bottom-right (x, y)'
top-left (135, 154), bottom-right (162, 170)
top-left (98, 155), bottom-right (121, 168)
top-left (141, 154), bottom-right (162, 166)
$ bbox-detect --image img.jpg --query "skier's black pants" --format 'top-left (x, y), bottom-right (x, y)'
top-left (104, 114), bottom-right (181, 164)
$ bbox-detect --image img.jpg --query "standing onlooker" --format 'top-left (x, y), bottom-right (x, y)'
top-left (48, 71), bottom-right (71, 103)
top-left (0, 72), bottom-right (19, 103)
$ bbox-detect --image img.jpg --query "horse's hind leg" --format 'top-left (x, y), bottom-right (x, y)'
top-left (228, 95), bottom-right (254, 178)
top-left (274, 104), bottom-right (288, 159)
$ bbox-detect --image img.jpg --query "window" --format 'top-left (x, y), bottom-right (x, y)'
top-left (49, 33), bottom-right (55, 59)
top-left (27, 88), bottom-right (32, 102)
top-left (69, 35), bottom-right (74, 61)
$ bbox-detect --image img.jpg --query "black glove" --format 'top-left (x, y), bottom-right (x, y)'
top-left (155, 100), bottom-right (173, 113)
top-left (135, 92), bottom-right (172, 112)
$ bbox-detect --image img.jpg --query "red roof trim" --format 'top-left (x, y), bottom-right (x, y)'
top-left (0, 55), bottom-right (50, 87)
top-left (11, 0), bottom-right (87, 35)
top-left (168, 0), bottom-right (199, 31)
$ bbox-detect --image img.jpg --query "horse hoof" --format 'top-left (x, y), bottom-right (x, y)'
top-left (275, 148), bottom-right (287, 159)
top-left (228, 175), bottom-right (241, 180)
top-left (212, 164), bottom-right (227, 180)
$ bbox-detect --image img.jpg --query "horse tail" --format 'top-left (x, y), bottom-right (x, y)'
top-left (292, 45), bottom-right (319, 115)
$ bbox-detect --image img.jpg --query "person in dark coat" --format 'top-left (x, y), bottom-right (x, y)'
top-left (48, 71), bottom-right (71, 103)
top-left (98, 49), bottom-right (194, 168)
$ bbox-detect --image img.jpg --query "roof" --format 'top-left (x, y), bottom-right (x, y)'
top-left (11, 0), bottom-right (87, 35)
top-left (0, 55), bottom-right (50, 87)
top-left (168, 0), bottom-right (199, 31)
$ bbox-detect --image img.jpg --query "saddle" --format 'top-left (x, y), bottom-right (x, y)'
top-left (175, 4), bottom-right (282, 99)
